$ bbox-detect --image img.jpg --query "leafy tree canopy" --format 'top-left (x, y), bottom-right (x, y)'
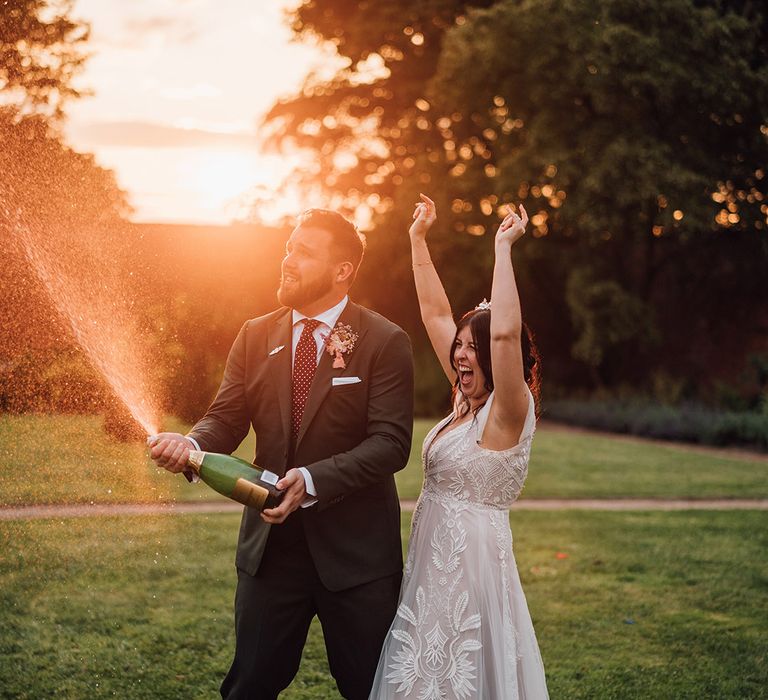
top-left (0, 0), bottom-right (89, 121)
top-left (263, 0), bottom-right (768, 399)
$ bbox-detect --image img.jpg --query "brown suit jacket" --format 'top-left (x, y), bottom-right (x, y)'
top-left (189, 301), bottom-right (414, 591)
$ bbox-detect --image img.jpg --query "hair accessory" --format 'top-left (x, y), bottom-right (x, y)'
top-left (474, 298), bottom-right (491, 311)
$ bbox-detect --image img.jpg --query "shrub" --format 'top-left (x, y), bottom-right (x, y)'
top-left (545, 399), bottom-right (768, 451)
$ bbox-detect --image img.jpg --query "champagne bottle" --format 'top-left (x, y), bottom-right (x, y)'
top-left (186, 450), bottom-right (284, 511)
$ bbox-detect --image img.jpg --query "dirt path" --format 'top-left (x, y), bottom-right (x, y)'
top-left (1, 498), bottom-right (767, 521)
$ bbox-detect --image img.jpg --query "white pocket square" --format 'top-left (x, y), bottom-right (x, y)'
top-left (332, 376), bottom-right (362, 386)
top-left (268, 345), bottom-right (285, 357)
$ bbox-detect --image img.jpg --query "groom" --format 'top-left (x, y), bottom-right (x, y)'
top-left (150, 209), bottom-right (414, 699)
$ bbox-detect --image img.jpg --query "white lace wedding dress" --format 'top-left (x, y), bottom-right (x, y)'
top-left (370, 390), bottom-right (549, 699)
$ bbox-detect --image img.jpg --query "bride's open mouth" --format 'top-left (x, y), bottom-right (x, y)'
top-left (458, 364), bottom-right (473, 386)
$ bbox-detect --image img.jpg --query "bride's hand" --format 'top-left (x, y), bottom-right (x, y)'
top-left (496, 204), bottom-right (528, 247)
top-left (409, 193), bottom-right (437, 240)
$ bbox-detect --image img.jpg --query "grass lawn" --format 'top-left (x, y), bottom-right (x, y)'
top-left (0, 510), bottom-right (766, 699)
top-left (2, 414), bottom-right (767, 507)
top-left (0, 415), bottom-right (234, 507)
top-left (397, 420), bottom-right (768, 501)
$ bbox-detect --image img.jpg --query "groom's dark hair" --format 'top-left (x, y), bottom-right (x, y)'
top-left (297, 208), bottom-right (367, 284)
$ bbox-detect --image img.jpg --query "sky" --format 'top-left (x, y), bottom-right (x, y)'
top-left (64, 0), bottom-right (333, 225)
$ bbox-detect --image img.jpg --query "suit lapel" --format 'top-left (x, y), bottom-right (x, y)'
top-left (296, 301), bottom-right (367, 448)
top-left (267, 308), bottom-right (293, 448)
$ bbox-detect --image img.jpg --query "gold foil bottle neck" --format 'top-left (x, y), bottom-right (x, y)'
top-left (187, 450), bottom-right (205, 473)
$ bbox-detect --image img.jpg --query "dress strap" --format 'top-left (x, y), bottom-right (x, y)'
top-left (476, 387), bottom-right (536, 448)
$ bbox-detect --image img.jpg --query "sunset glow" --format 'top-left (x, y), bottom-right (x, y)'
top-left (186, 149), bottom-right (272, 220)
top-left (65, 0), bottom-right (332, 225)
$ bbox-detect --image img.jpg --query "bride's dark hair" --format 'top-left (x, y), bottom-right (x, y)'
top-left (449, 308), bottom-right (540, 415)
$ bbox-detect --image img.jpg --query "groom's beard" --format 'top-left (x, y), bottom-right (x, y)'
top-left (277, 269), bottom-right (334, 310)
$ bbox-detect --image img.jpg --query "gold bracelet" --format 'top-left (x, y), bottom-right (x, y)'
top-left (412, 261), bottom-right (433, 268)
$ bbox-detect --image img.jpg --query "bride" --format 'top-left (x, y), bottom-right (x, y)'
top-left (369, 194), bottom-right (549, 699)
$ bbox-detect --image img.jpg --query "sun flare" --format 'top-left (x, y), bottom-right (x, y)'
top-left (188, 149), bottom-right (261, 212)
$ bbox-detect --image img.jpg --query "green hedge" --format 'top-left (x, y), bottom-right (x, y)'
top-left (544, 400), bottom-right (768, 451)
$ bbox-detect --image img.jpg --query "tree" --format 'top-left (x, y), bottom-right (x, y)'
top-left (0, 0), bottom-right (89, 121)
top-left (0, 2), bottom-right (153, 434)
top-left (263, 0), bottom-right (768, 405)
top-left (0, 110), bottom-right (137, 423)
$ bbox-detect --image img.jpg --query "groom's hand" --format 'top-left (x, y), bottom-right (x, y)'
top-left (148, 432), bottom-right (194, 473)
top-left (261, 468), bottom-right (306, 524)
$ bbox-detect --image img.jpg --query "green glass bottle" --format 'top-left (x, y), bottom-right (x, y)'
top-left (187, 450), bottom-right (284, 511)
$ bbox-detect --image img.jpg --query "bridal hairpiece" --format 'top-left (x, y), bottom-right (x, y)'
top-left (474, 298), bottom-right (491, 311)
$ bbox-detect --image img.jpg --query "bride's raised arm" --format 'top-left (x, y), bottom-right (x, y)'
top-left (487, 205), bottom-right (531, 439)
top-left (408, 193), bottom-right (456, 383)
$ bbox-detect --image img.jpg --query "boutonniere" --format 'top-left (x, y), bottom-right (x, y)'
top-left (322, 323), bottom-right (358, 369)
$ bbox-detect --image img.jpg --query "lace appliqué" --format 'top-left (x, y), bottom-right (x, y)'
top-left (386, 501), bottom-right (482, 699)
top-left (381, 391), bottom-right (547, 698)
top-left (422, 408), bottom-right (533, 510)
top-left (489, 509), bottom-right (523, 682)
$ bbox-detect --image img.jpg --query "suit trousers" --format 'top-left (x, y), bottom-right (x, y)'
top-left (220, 510), bottom-right (402, 700)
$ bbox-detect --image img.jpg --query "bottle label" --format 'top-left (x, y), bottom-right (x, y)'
top-left (232, 478), bottom-right (269, 510)
top-left (260, 470), bottom-right (279, 486)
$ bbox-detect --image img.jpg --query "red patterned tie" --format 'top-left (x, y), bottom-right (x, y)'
top-left (291, 318), bottom-right (321, 441)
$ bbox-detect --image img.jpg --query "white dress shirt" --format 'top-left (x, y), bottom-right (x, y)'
top-left (291, 295), bottom-right (349, 368)
top-left (291, 295), bottom-right (348, 506)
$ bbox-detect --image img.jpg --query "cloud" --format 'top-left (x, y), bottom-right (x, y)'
top-left (121, 15), bottom-right (201, 45)
top-left (163, 83), bottom-right (221, 100)
top-left (67, 121), bottom-right (258, 149)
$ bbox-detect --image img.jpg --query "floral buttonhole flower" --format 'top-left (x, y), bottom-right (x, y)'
top-left (322, 322), bottom-right (358, 369)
